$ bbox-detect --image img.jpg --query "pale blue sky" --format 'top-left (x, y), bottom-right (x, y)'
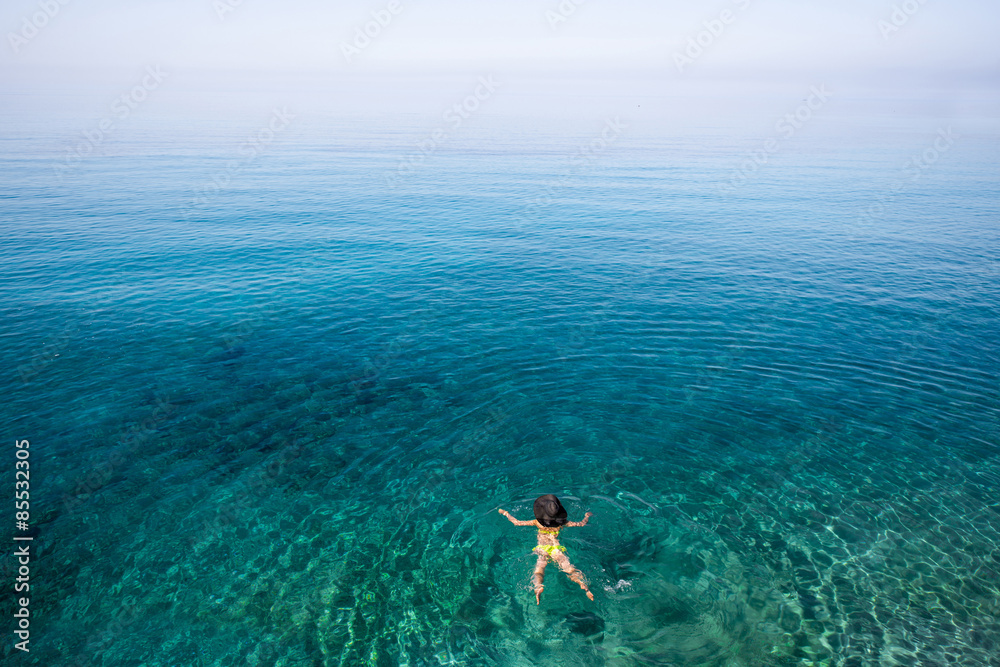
top-left (2, 0), bottom-right (998, 80)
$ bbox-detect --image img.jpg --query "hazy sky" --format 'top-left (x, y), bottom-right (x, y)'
top-left (2, 0), bottom-right (998, 80)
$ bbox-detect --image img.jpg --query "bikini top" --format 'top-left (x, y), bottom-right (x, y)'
top-left (537, 527), bottom-right (561, 535)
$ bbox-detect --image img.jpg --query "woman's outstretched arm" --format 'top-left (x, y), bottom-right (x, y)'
top-left (498, 508), bottom-right (536, 526)
top-left (565, 512), bottom-right (593, 527)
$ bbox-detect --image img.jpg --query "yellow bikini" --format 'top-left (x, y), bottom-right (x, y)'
top-left (535, 544), bottom-right (567, 557)
top-left (534, 527), bottom-right (566, 557)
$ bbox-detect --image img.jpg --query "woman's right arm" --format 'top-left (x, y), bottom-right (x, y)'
top-left (498, 509), bottom-right (536, 526)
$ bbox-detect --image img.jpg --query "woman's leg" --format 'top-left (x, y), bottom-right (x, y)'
top-left (532, 552), bottom-right (548, 604)
top-left (553, 552), bottom-right (594, 600)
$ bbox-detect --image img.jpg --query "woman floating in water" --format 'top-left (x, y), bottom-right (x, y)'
top-left (498, 494), bottom-right (594, 604)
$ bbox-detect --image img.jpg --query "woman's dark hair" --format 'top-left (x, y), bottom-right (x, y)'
top-left (533, 494), bottom-right (568, 527)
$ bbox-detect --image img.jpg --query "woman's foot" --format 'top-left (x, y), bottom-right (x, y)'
top-left (535, 584), bottom-right (544, 605)
top-left (585, 590), bottom-right (594, 601)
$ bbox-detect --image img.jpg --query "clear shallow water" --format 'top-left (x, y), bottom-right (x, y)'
top-left (2, 93), bottom-right (1000, 666)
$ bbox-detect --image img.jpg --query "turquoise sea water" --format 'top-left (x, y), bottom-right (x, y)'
top-left (3, 84), bottom-right (1000, 666)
